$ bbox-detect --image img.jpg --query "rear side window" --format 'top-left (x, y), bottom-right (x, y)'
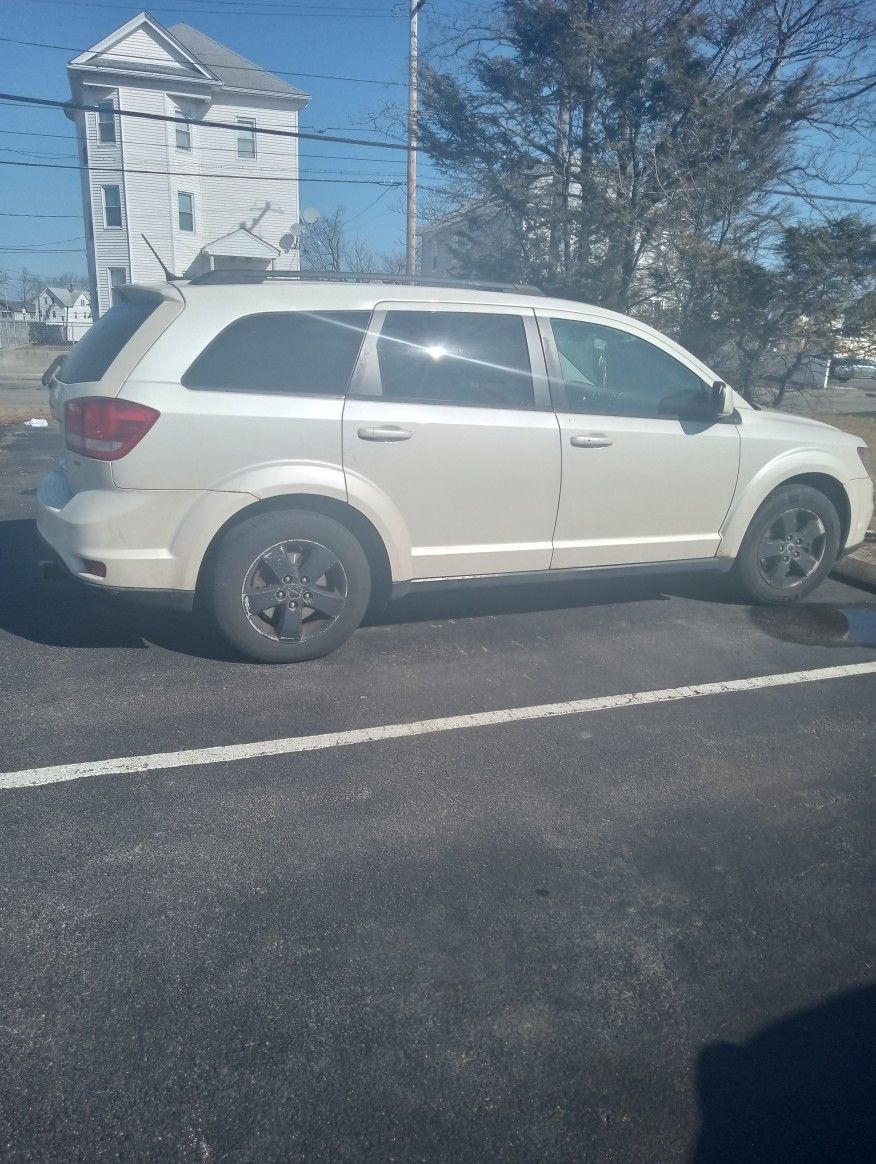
top-left (59, 298), bottom-right (159, 384)
top-left (182, 311), bottom-right (371, 395)
top-left (374, 311), bottom-right (533, 408)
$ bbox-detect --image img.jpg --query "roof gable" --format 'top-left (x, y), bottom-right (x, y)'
top-left (69, 12), bottom-right (216, 81)
top-left (44, 286), bottom-right (77, 307)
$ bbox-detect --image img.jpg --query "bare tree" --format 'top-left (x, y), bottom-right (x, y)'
top-left (15, 267), bottom-right (39, 310)
top-left (301, 206), bottom-right (405, 275)
top-left (51, 271), bottom-right (89, 292)
top-left (300, 208), bottom-right (346, 272)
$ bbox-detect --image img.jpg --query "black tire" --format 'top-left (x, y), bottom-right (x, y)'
top-left (208, 509), bottom-right (371, 662)
top-left (732, 484), bottom-right (841, 605)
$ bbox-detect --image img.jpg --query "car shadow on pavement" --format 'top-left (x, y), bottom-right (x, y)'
top-left (0, 516), bottom-right (696, 659)
top-left (692, 982), bottom-right (876, 1163)
top-left (0, 517), bottom-right (239, 661)
top-left (17, 512), bottom-right (865, 659)
top-left (372, 574), bottom-right (672, 626)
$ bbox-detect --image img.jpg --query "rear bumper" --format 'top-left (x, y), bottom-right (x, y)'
top-left (35, 464), bottom-right (251, 597)
top-left (37, 533), bottom-right (195, 611)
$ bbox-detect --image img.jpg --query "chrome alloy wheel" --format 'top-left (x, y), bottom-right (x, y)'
top-left (756, 507), bottom-right (827, 590)
top-left (241, 539), bottom-right (348, 642)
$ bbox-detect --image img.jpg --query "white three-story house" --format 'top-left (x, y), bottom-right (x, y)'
top-left (67, 11), bottom-right (309, 315)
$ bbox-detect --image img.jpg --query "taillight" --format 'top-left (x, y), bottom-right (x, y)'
top-left (65, 397), bottom-right (159, 460)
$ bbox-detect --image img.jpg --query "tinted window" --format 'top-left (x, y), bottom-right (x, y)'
top-left (59, 299), bottom-right (158, 384)
top-left (375, 311), bottom-right (533, 408)
top-left (182, 311), bottom-right (370, 395)
top-left (550, 318), bottom-right (707, 418)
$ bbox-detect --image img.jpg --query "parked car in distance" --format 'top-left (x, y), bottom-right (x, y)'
top-left (37, 274), bottom-right (874, 662)
top-left (831, 357), bottom-right (876, 382)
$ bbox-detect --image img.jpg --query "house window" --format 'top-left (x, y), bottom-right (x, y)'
top-left (178, 191), bottom-right (195, 232)
top-left (236, 118), bottom-right (256, 159)
top-left (108, 267), bottom-right (127, 307)
top-left (175, 113), bottom-right (191, 151)
top-left (102, 184), bottom-right (122, 228)
top-left (98, 101), bottom-right (116, 144)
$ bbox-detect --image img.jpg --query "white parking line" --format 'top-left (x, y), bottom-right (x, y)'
top-left (2, 661), bottom-right (875, 792)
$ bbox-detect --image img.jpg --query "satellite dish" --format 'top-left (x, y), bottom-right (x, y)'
top-left (301, 207), bottom-right (321, 225)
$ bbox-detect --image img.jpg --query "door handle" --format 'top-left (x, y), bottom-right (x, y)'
top-left (570, 433), bottom-right (613, 448)
top-left (357, 425), bottom-right (412, 442)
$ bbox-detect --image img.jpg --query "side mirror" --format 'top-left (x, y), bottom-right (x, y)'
top-left (711, 380), bottom-right (733, 417)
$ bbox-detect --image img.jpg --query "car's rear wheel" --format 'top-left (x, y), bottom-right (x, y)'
top-left (209, 509), bottom-right (371, 662)
top-left (733, 484), bottom-right (841, 605)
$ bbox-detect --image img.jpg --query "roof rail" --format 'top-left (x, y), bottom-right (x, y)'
top-left (185, 269), bottom-right (543, 294)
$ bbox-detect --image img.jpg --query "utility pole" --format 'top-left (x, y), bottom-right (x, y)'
top-left (406, 0), bottom-right (425, 277)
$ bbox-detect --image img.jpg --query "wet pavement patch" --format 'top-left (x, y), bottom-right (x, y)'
top-left (750, 602), bottom-right (876, 647)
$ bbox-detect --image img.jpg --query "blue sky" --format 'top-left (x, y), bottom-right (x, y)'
top-left (0, 0), bottom-right (457, 280)
top-left (1, 1), bottom-right (871, 284)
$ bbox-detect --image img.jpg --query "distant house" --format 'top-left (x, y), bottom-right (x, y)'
top-left (419, 202), bottom-right (514, 279)
top-left (34, 286), bottom-right (93, 341)
top-left (0, 299), bottom-right (30, 321)
top-left (66, 11), bottom-right (310, 316)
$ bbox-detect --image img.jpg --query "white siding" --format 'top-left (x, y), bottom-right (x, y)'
top-left (76, 23), bottom-right (305, 313)
top-left (193, 94), bottom-right (299, 270)
top-left (118, 83), bottom-right (182, 285)
top-left (103, 27), bottom-right (195, 71)
top-left (81, 85), bottom-right (131, 316)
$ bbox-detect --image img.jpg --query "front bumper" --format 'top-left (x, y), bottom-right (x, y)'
top-left (845, 475), bottom-right (874, 552)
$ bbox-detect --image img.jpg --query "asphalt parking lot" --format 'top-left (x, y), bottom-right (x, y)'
top-left (1, 422), bottom-right (874, 1163)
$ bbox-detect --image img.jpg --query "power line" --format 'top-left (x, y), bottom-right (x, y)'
top-left (0, 113), bottom-right (405, 146)
top-left (0, 34), bottom-right (406, 87)
top-left (0, 90), bottom-right (409, 151)
top-left (0, 235), bottom-right (84, 246)
top-left (0, 243), bottom-right (85, 253)
top-left (19, 0), bottom-right (398, 17)
top-left (0, 157), bottom-right (406, 186)
top-left (0, 132), bottom-right (433, 167)
top-left (0, 146), bottom-right (415, 180)
top-left (0, 248), bottom-right (86, 255)
top-left (340, 183), bottom-right (398, 227)
top-left (0, 212), bottom-right (83, 218)
top-left (768, 188), bottom-right (876, 207)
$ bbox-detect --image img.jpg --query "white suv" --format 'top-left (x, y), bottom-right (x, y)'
top-left (37, 274), bottom-right (873, 662)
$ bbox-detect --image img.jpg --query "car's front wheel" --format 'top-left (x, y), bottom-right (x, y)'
top-left (733, 484), bottom-right (841, 605)
top-left (208, 509), bottom-right (371, 662)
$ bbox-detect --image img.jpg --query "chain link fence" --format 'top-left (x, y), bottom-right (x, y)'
top-left (0, 319), bottom-right (31, 348)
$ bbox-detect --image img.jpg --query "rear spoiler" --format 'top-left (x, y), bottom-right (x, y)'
top-left (118, 282), bottom-right (185, 306)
